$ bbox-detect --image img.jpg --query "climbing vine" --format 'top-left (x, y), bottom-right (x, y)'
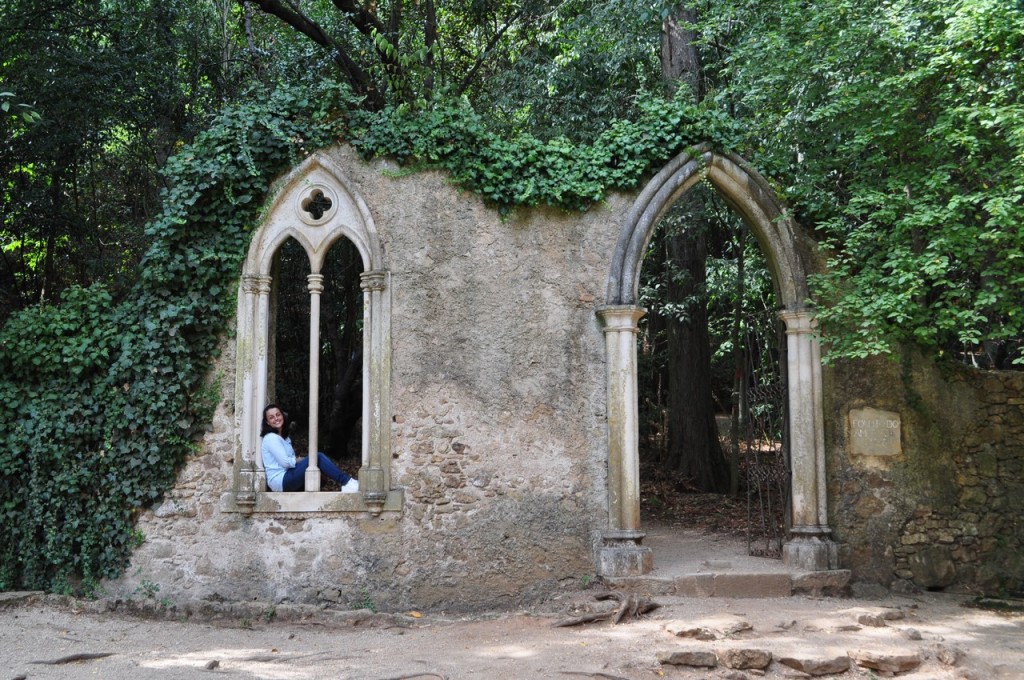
top-left (348, 96), bottom-right (741, 212)
top-left (0, 80), bottom-right (733, 594)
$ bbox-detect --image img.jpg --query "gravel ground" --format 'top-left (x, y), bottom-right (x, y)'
top-left (2, 590), bottom-right (1022, 679)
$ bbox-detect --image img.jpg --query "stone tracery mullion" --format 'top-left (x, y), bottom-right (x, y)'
top-left (253, 275), bottom-right (273, 493)
top-left (305, 272), bottom-right (324, 491)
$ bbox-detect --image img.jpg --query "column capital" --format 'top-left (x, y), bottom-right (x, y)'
top-left (242, 274), bottom-right (273, 295)
top-left (596, 305), bottom-right (646, 332)
top-left (360, 270), bottom-right (388, 292)
top-left (778, 308), bottom-right (816, 334)
top-left (307, 273), bottom-right (325, 294)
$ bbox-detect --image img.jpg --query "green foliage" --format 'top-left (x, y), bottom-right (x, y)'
top-left (0, 78), bottom-right (354, 593)
top-left (709, 0), bottom-right (1024, 364)
top-left (348, 93), bottom-right (740, 212)
top-left (0, 91), bottom-right (41, 126)
top-left (470, 0), bottom-right (665, 141)
top-left (0, 0), bottom-right (264, 322)
top-left (351, 588), bottom-right (377, 613)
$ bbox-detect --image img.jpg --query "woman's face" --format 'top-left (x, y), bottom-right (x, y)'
top-left (265, 407), bottom-right (285, 433)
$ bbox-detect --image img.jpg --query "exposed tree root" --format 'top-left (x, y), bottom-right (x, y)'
top-left (553, 592), bottom-right (660, 627)
top-left (30, 652), bottom-right (114, 664)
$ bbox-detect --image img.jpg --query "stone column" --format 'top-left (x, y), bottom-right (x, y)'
top-left (779, 310), bottom-right (838, 570)
top-left (305, 273), bottom-right (324, 491)
top-left (235, 275), bottom-right (265, 509)
top-left (595, 305), bottom-right (652, 576)
top-left (360, 270), bottom-right (391, 513)
top-left (250, 275), bottom-right (274, 495)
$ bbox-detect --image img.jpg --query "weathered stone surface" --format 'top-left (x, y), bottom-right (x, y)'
top-left (857, 613), bottom-right (888, 627)
top-left (714, 573), bottom-right (792, 598)
top-left (719, 672), bottom-right (749, 680)
top-left (777, 654), bottom-right (850, 676)
top-left (848, 649), bottom-right (922, 673)
top-left (909, 545), bottom-right (957, 588)
top-left (0, 592), bottom-right (44, 609)
top-left (104, 147), bottom-right (622, 611)
top-left (792, 570), bottom-right (851, 597)
top-left (664, 623), bottom-right (716, 640)
top-left (718, 647), bottom-right (772, 670)
top-left (937, 645), bottom-right (964, 667)
top-left (597, 541), bottom-right (653, 577)
top-left (849, 407), bottom-right (902, 457)
top-left (830, 354), bottom-right (1024, 595)
top-left (841, 606), bottom-right (904, 627)
top-left (674, 574), bottom-right (715, 597)
top-left (104, 144), bottom-right (1024, 609)
top-left (657, 649), bottom-right (717, 667)
top-left (902, 627), bottom-right (922, 640)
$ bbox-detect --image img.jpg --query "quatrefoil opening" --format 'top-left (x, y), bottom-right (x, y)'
top-left (301, 189), bottom-right (333, 220)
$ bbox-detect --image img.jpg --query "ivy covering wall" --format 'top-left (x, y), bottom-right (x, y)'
top-left (0, 80), bottom-right (731, 593)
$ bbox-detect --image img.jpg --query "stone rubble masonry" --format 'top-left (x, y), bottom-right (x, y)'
top-left (829, 353), bottom-right (1024, 596)
top-left (107, 146), bottom-right (618, 611)
top-left (893, 370), bottom-right (1024, 595)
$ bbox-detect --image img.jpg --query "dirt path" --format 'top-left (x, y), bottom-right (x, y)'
top-left (2, 590), bottom-right (1021, 679)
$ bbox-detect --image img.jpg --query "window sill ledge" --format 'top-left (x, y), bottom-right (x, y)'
top-left (220, 489), bottom-right (404, 514)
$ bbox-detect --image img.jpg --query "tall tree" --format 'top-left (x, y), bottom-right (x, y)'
top-left (658, 3), bottom-right (729, 492)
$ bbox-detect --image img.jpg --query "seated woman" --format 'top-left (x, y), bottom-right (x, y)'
top-left (261, 404), bottom-right (359, 493)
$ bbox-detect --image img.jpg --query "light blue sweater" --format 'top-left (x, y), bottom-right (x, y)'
top-left (262, 433), bottom-right (295, 492)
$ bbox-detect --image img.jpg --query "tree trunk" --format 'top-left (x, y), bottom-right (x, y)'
top-left (664, 221), bottom-right (729, 492)
top-left (661, 5), bottom-right (702, 101)
top-left (729, 234), bottom-right (745, 496)
top-left (659, 6), bottom-right (728, 493)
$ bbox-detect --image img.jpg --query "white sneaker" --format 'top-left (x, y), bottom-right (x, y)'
top-left (341, 478), bottom-right (360, 493)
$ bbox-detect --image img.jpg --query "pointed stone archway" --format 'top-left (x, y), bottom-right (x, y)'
top-left (597, 144), bottom-right (838, 575)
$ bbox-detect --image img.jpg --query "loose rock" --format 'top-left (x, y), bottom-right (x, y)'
top-left (849, 649), bottom-right (922, 673)
top-left (937, 645), bottom-right (964, 667)
top-left (718, 648), bottom-right (772, 670)
top-left (665, 614), bottom-right (752, 640)
top-left (776, 654), bottom-right (850, 676)
top-left (720, 672), bottom-right (749, 680)
top-left (857, 613), bottom-right (888, 627)
top-left (658, 649), bottom-right (718, 668)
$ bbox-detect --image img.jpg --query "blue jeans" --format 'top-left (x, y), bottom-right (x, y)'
top-left (281, 452), bottom-right (352, 492)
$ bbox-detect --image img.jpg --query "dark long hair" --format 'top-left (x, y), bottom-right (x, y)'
top-left (260, 403), bottom-right (291, 438)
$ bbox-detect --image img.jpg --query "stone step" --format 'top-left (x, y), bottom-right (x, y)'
top-left (605, 569), bottom-right (851, 598)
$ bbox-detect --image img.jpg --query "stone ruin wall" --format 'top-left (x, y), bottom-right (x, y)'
top-left (827, 353), bottom-right (1024, 597)
top-left (109, 146), bottom-right (628, 611)
top-left (107, 144), bottom-right (1023, 609)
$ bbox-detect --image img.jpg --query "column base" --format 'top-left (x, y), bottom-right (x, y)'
top-left (783, 533), bottom-right (840, 571)
top-left (235, 468), bottom-right (258, 515)
top-left (305, 467), bottom-right (321, 492)
top-left (596, 530), bottom-right (653, 577)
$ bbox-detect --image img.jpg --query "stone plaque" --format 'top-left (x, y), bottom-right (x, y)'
top-left (849, 408), bottom-right (901, 456)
